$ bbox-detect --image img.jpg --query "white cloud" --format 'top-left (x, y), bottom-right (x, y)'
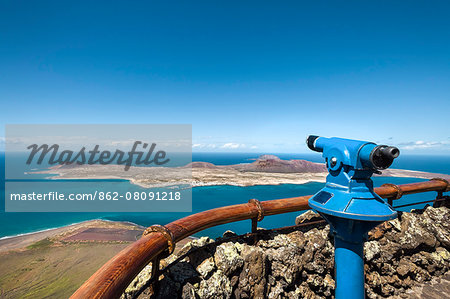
top-left (192, 143), bottom-right (258, 151)
top-left (399, 140), bottom-right (450, 150)
top-left (192, 143), bottom-right (217, 149)
top-left (221, 143), bottom-right (246, 149)
top-left (110, 139), bottom-right (136, 146)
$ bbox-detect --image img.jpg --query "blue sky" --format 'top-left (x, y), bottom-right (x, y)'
top-left (0, 1), bottom-right (449, 154)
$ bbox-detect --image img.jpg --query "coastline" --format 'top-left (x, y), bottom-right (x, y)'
top-left (0, 219), bottom-right (148, 298)
top-left (1, 176), bottom-right (443, 245)
top-left (0, 219), bottom-right (144, 253)
top-left (3, 174), bottom-right (448, 242)
top-left (4, 156), bottom-right (449, 249)
top-left (0, 218), bottom-right (144, 241)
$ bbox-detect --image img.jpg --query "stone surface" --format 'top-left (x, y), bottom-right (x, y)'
top-left (214, 242), bottom-right (244, 276)
top-left (124, 205), bottom-right (450, 298)
top-left (295, 210), bottom-right (324, 225)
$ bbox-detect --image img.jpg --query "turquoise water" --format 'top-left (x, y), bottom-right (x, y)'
top-left (1, 153), bottom-right (449, 238)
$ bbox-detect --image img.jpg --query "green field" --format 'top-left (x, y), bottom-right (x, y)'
top-left (0, 241), bottom-right (129, 298)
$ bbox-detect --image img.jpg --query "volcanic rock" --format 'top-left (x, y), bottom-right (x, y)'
top-left (124, 205), bottom-right (450, 298)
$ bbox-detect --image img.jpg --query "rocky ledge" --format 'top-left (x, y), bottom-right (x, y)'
top-left (124, 203), bottom-right (450, 299)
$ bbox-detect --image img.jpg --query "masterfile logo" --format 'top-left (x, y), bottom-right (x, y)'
top-left (26, 141), bottom-right (170, 171)
top-left (5, 124), bottom-right (192, 213)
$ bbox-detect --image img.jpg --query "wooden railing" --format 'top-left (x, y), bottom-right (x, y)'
top-left (71, 179), bottom-right (449, 299)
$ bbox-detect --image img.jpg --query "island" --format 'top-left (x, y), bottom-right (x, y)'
top-left (31, 155), bottom-right (450, 187)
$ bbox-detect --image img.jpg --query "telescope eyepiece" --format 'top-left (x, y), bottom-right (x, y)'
top-left (306, 135), bottom-right (321, 152)
top-left (369, 145), bottom-right (400, 170)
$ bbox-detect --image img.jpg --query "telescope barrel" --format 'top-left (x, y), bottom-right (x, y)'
top-left (306, 135), bottom-right (399, 170)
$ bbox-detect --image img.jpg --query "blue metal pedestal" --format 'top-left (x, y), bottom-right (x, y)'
top-left (322, 215), bottom-right (381, 299)
top-left (335, 238), bottom-right (364, 299)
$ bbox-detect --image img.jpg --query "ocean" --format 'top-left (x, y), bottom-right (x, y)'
top-left (1, 152), bottom-right (450, 239)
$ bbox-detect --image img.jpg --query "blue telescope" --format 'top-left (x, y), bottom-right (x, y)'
top-left (306, 136), bottom-right (399, 298)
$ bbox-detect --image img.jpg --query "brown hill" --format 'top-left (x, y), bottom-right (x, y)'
top-left (232, 155), bottom-right (326, 173)
top-left (187, 155), bottom-right (325, 174)
top-left (184, 162), bottom-right (221, 169)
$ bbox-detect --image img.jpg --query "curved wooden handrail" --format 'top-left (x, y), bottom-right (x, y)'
top-left (71, 179), bottom-right (449, 299)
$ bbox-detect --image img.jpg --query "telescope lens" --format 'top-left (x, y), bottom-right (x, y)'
top-left (386, 147), bottom-right (399, 158)
top-left (370, 145), bottom-right (400, 169)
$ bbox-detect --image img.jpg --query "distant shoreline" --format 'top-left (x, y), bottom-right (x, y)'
top-left (30, 155), bottom-right (450, 188)
top-left (31, 169), bottom-right (450, 188)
